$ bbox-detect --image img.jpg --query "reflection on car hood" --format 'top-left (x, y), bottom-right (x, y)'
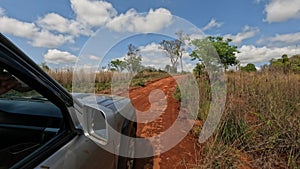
top-left (72, 93), bottom-right (132, 113)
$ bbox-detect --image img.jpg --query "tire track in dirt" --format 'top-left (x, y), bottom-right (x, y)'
top-left (122, 76), bottom-right (201, 169)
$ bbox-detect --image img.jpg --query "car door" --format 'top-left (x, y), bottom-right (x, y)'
top-left (0, 33), bottom-right (137, 169)
top-left (0, 33), bottom-right (107, 169)
top-left (0, 33), bottom-right (83, 169)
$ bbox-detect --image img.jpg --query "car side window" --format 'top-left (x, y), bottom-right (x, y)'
top-left (0, 69), bottom-right (64, 168)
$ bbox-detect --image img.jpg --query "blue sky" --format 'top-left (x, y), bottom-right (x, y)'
top-left (1, 0), bottom-right (300, 70)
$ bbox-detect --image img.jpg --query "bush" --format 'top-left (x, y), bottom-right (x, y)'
top-left (173, 85), bottom-right (181, 101)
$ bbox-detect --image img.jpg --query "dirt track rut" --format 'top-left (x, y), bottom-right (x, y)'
top-left (119, 76), bottom-right (201, 169)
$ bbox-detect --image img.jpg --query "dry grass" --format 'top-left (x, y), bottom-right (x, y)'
top-left (195, 70), bottom-right (300, 168)
top-left (47, 69), bottom-right (169, 92)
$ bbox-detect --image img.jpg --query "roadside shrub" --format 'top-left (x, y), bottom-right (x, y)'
top-left (173, 85), bottom-right (181, 101)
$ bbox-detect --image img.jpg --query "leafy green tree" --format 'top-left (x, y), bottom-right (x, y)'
top-left (282, 54), bottom-right (289, 63)
top-left (190, 36), bottom-right (240, 70)
top-left (109, 59), bottom-right (126, 72)
top-left (125, 44), bottom-right (142, 73)
top-left (209, 36), bottom-right (239, 69)
top-left (269, 54), bottom-right (291, 73)
top-left (289, 55), bottom-right (300, 72)
top-left (241, 63), bottom-right (257, 72)
top-left (193, 63), bottom-right (206, 77)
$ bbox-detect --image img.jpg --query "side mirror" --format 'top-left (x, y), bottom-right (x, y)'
top-left (81, 105), bottom-right (108, 145)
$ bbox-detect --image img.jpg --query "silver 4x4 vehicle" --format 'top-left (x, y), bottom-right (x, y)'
top-left (0, 33), bottom-right (136, 169)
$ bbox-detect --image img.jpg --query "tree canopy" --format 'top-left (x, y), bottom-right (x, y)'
top-left (125, 44), bottom-right (142, 73)
top-left (190, 36), bottom-right (240, 70)
top-left (241, 63), bottom-right (257, 72)
top-left (109, 59), bottom-right (126, 72)
top-left (269, 54), bottom-right (300, 73)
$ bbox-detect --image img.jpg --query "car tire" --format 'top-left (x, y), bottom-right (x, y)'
top-left (117, 122), bottom-right (136, 169)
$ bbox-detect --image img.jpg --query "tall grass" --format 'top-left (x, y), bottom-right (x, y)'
top-left (196, 71), bottom-right (300, 168)
top-left (47, 69), bottom-right (169, 93)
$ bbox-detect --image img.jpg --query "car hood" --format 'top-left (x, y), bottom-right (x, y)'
top-left (72, 93), bottom-right (133, 114)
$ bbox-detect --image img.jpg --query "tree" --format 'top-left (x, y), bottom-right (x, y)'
top-left (193, 63), bottom-right (206, 77)
top-left (175, 30), bottom-right (187, 72)
top-left (164, 65), bottom-right (172, 72)
top-left (109, 59), bottom-right (126, 72)
top-left (267, 54), bottom-right (300, 73)
top-left (160, 40), bottom-right (180, 73)
top-left (125, 44), bottom-right (142, 73)
top-left (159, 30), bottom-right (188, 73)
top-left (190, 36), bottom-right (239, 70)
top-left (241, 63), bottom-right (257, 72)
top-left (40, 62), bottom-right (50, 71)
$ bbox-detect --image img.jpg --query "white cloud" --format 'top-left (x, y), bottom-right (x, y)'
top-left (0, 0), bottom-right (174, 49)
top-left (264, 0), bottom-right (300, 22)
top-left (70, 0), bottom-right (117, 26)
top-left (0, 15), bottom-right (74, 48)
top-left (38, 13), bottom-right (71, 33)
top-left (138, 43), bottom-right (194, 71)
top-left (138, 43), bottom-right (170, 68)
top-left (88, 55), bottom-right (101, 61)
top-left (31, 30), bottom-right (74, 47)
top-left (37, 13), bottom-right (91, 36)
top-left (257, 32), bottom-right (300, 46)
top-left (224, 26), bottom-right (259, 45)
top-left (202, 18), bottom-right (223, 31)
top-left (106, 8), bottom-right (172, 33)
top-left (237, 45), bottom-right (300, 64)
top-left (139, 42), bottom-right (162, 53)
top-left (44, 49), bottom-right (78, 64)
top-left (0, 16), bottom-right (39, 38)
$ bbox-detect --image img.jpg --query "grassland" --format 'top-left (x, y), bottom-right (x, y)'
top-left (190, 70), bottom-right (300, 168)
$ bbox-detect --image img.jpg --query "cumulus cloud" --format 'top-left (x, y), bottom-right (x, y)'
top-left (139, 42), bottom-right (162, 53)
top-left (44, 49), bottom-right (78, 64)
top-left (138, 43), bottom-right (171, 68)
top-left (0, 0), bottom-right (174, 49)
top-left (237, 45), bottom-right (300, 65)
top-left (70, 0), bottom-right (117, 26)
top-left (0, 16), bottom-right (39, 38)
top-left (257, 32), bottom-right (300, 47)
top-left (106, 8), bottom-right (172, 33)
top-left (37, 13), bottom-right (91, 36)
top-left (0, 14), bottom-right (74, 47)
top-left (202, 18), bottom-right (223, 31)
top-left (264, 0), bottom-right (300, 22)
top-left (224, 26), bottom-right (259, 45)
top-left (138, 42), bottom-right (193, 71)
top-left (32, 31), bottom-right (74, 48)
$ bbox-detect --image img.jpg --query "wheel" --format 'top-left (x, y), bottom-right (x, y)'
top-left (117, 122), bottom-right (136, 169)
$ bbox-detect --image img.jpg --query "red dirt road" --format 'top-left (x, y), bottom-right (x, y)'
top-left (124, 76), bottom-right (201, 169)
